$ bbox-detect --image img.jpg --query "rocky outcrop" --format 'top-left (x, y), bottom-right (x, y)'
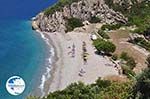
top-left (111, 0), bottom-right (145, 10)
top-left (32, 0), bottom-right (127, 32)
top-left (113, 0), bottom-right (144, 5)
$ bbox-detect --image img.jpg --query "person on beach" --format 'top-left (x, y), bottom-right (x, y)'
top-left (83, 47), bottom-right (87, 52)
top-left (68, 46), bottom-right (71, 49)
top-left (71, 43), bottom-right (75, 57)
top-left (83, 41), bottom-right (86, 46)
top-left (83, 55), bottom-right (88, 65)
top-left (82, 41), bottom-right (89, 65)
top-left (80, 68), bottom-right (86, 73)
top-left (67, 44), bottom-right (76, 57)
top-left (79, 68), bottom-right (86, 77)
top-left (68, 46), bottom-right (71, 55)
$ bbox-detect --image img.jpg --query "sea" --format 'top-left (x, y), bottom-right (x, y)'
top-left (0, 0), bottom-right (57, 99)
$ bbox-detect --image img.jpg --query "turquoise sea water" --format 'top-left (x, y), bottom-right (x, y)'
top-left (0, 0), bottom-right (57, 99)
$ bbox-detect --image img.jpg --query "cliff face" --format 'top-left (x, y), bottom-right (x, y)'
top-left (32, 0), bottom-right (128, 32)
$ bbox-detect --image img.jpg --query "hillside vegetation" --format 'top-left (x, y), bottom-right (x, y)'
top-left (44, 0), bottom-right (81, 15)
top-left (105, 0), bottom-right (150, 34)
top-left (27, 78), bottom-right (134, 99)
top-left (27, 67), bottom-right (150, 99)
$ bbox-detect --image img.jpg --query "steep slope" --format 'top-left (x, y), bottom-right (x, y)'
top-left (32, 0), bottom-right (127, 32)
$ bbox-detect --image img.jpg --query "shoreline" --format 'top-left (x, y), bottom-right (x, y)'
top-left (35, 26), bottom-right (119, 97)
top-left (35, 30), bottom-right (63, 96)
top-left (41, 32), bottom-right (61, 94)
top-left (41, 31), bottom-right (67, 93)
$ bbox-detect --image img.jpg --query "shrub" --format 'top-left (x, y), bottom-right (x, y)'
top-left (42, 78), bottom-right (133, 99)
top-left (126, 57), bottom-right (136, 69)
top-left (99, 81), bottom-right (133, 99)
top-left (121, 65), bottom-right (136, 78)
top-left (120, 52), bottom-right (128, 60)
top-left (65, 17), bottom-right (84, 32)
top-left (111, 54), bottom-right (118, 61)
top-left (133, 67), bottom-right (150, 99)
top-left (95, 77), bottom-right (111, 88)
top-left (132, 37), bottom-right (150, 51)
top-left (132, 37), bottom-right (144, 43)
top-left (89, 16), bottom-right (101, 23)
top-left (101, 24), bottom-right (122, 31)
top-left (106, 0), bottom-right (150, 34)
top-left (120, 52), bottom-right (136, 69)
top-left (98, 30), bottom-right (110, 39)
top-left (93, 39), bottom-right (116, 54)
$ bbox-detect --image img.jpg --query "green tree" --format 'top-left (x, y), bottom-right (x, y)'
top-left (27, 78), bottom-right (134, 99)
top-left (133, 68), bottom-right (150, 99)
top-left (66, 17), bottom-right (84, 32)
top-left (89, 16), bottom-right (101, 23)
top-left (101, 24), bottom-right (122, 31)
top-left (111, 54), bottom-right (118, 61)
top-left (99, 82), bottom-right (133, 99)
top-left (98, 30), bottom-right (110, 39)
top-left (93, 39), bottom-right (116, 54)
top-left (94, 77), bottom-right (111, 89)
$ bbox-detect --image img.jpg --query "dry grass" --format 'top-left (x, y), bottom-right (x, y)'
top-left (104, 75), bottom-right (129, 83)
top-left (108, 29), bottom-right (147, 73)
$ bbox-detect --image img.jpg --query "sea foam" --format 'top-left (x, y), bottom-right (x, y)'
top-left (37, 31), bottom-right (55, 97)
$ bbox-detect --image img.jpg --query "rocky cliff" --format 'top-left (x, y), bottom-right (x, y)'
top-left (32, 0), bottom-right (128, 32)
top-left (112, 0), bottom-right (144, 5)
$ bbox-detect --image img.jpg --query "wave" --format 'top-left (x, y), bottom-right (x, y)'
top-left (37, 31), bottom-right (55, 97)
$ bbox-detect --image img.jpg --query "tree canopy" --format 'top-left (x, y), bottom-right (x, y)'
top-left (133, 68), bottom-right (150, 99)
top-left (93, 39), bottom-right (116, 54)
top-left (27, 67), bottom-right (150, 99)
top-left (41, 78), bottom-right (132, 99)
top-left (66, 18), bottom-right (84, 32)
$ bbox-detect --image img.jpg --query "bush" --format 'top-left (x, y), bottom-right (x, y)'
top-left (93, 39), bottom-right (116, 54)
top-left (105, 0), bottom-right (150, 34)
top-left (120, 52), bottom-right (128, 60)
top-left (89, 16), bottom-right (101, 23)
top-left (126, 57), bottom-right (136, 69)
top-left (65, 17), bottom-right (84, 32)
top-left (99, 81), bottom-right (133, 99)
top-left (95, 77), bottom-right (111, 88)
top-left (42, 78), bottom-right (133, 99)
top-left (132, 37), bottom-right (144, 43)
top-left (101, 24), bottom-right (122, 31)
top-left (98, 30), bottom-right (110, 39)
top-left (120, 52), bottom-right (136, 69)
top-left (111, 54), bottom-right (118, 61)
top-left (132, 37), bottom-right (150, 51)
top-left (133, 68), bottom-right (150, 99)
top-left (121, 65), bottom-right (136, 78)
